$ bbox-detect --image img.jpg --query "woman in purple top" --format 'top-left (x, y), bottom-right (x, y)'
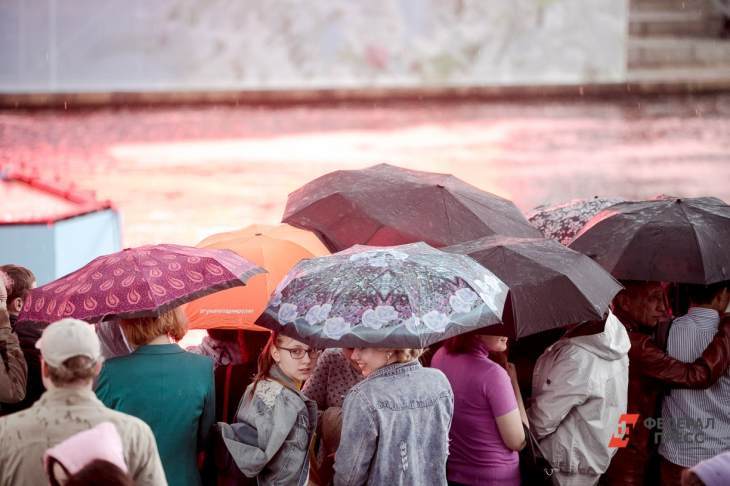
top-left (431, 332), bottom-right (526, 486)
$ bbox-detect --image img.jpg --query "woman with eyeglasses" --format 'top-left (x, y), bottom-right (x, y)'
top-left (217, 332), bottom-right (319, 486)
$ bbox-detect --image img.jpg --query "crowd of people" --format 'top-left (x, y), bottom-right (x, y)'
top-left (1, 262), bottom-right (729, 486)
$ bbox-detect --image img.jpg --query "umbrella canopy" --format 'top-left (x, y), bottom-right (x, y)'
top-left (19, 244), bottom-right (265, 324)
top-left (446, 236), bottom-right (623, 339)
top-left (198, 223), bottom-right (328, 257)
top-left (570, 197), bottom-right (730, 284)
top-left (527, 197), bottom-right (625, 245)
top-left (258, 242), bottom-right (509, 348)
top-left (283, 163), bottom-right (541, 252)
top-left (185, 225), bottom-right (329, 330)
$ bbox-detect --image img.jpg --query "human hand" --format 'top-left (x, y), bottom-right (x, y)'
top-left (0, 269), bottom-right (9, 311)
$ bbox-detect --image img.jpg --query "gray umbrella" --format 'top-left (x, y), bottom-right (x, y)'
top-left (258, 242), bottom-right (508, 348)
top-left (570, 196), bottom-right (730, 284)
top-left (446, 236), bottom-right (623, 339)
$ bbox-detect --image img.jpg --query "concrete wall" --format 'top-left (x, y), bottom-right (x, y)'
top-left (0, 0), bottom-right (628, 94)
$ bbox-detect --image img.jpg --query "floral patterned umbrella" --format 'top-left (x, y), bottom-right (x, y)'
top-left (527, 197), bottom-right (625, 245)
top-left (18, 244), bottom-right (265, 325)
top-left (258, 242), bottom-right (509, 348)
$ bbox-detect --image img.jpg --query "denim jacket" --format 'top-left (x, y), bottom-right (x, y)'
top-left (219, 365), bottom-right (317, 486)
top-left (334, 360), bottom-right (454, 486)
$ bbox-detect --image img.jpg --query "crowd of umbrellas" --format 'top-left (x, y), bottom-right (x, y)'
top-left (17, 163), bottom-right (730, 351)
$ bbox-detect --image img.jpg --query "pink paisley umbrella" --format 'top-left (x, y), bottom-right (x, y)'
top-left (18, 244), bottom-right (265, 325)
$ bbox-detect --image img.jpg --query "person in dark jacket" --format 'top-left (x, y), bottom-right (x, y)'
top-left (603, 281), bottom-right (730, 486)
top-left (0, 270), bottom-right (26, 404)
top-left (0, 264), bottom-right (40, 416)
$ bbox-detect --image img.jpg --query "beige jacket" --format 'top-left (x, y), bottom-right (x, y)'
top-left (0, 308), bottom-right (26, 403)
top-left (0, 387), bottom-right (167, 486)
top-left (529, 312), bottom-right (630, 485)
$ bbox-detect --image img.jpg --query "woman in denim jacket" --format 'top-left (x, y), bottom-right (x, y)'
top-left (334, 348), bottom-right (454, 486)
top-left (219, 332), bottom-right (319, 485)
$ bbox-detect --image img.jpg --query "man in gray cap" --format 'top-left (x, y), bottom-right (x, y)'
top-left (0, 318), bottom-right (167, 486)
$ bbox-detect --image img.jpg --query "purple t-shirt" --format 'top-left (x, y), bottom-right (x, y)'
top-left (432, 343), bottom-right (520, 486)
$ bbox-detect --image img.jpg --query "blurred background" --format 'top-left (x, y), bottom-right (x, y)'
top-left (1, 0), bottom-right (730, 282)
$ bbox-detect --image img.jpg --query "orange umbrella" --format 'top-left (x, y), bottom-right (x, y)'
top-left (185, 224), bottom-right (329, 330)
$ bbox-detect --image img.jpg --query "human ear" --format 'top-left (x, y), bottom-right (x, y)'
top-left (270, 345), bottom-right (281, 363)
top-left (11, 297), bottom-right (23, 313)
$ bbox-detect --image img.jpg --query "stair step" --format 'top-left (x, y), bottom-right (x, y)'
top-left (628, 37), bottom-right (730, 67)
top-left (626, 65), bottom-right (730, 85)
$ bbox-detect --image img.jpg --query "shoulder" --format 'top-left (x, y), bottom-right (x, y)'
top-left (539, 341), bottom-right (586, 370)
top-left (0, 410), bottom-right (31, 436)
top-left (415, 365), bottom-right (450, 385)
top-left (99, 408), bottom-right (157, 440)
top-left (252, 379), bottom-right (286, 409)
top-left (430, 347), bottom-right (449, 367)
top-left (179, 350), bottom-right (214, 371)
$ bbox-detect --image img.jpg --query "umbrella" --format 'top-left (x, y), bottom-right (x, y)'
top-left (570, 197), bottom-right (730, 284)
top-left (258, 242), bottom-right (509, 348)
top-left (198, 223), bottom-right (328, 257)
top-left (19, 244), bottom-right (265, 324)
top-left (283, 163), bottom-right (541, 252)
top-left (527, 197), bottom-right (625, 245)
top-left (445, 236), bottom-right (623, 339)
top-left (185, 224), bottom-right (329, 330)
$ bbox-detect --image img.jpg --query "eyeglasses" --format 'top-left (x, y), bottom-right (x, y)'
top-left (278, 346), bottom-right (320, 360)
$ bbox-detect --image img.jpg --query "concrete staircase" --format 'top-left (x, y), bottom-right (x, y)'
top-left (627, 0), bottom-right (730, 84)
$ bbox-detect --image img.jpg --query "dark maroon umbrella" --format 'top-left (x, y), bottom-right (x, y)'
top-left (570, 197), bottom-right (730, 284)
top-left (19, 244), bottom-right (265, 324)
top-left (282, 163), bottom-right (541, 252)
top-left (446, 236), bottom-right (622, 339)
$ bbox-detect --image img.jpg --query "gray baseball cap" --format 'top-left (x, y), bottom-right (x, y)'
top-left (35, 318), bottom-right (102, 368)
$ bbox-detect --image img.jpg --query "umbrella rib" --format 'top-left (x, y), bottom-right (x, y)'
top-left (682, 204), bottom-right (713, 283)
top-left (131, 249), bottom-right (154, 316)
top-left (439, 188), bottom-right (454, 245)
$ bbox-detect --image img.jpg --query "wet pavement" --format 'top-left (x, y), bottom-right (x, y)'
top-left (2, 93), bottom-right (730, 247)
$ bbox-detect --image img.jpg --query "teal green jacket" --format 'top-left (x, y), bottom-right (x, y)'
top-left (96, 344), bottom-right (215, 486)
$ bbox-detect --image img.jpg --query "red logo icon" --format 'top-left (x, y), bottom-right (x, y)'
top-left (609, 414), bottom-right (640, 448)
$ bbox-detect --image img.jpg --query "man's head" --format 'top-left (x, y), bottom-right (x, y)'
top-left (36, 318), bottom-right (103, 390)
top-left (614, 280), bottom-right (669, 327)
top-left (686, 281), bottom-right (730, 313)
top-left (1, 264), bottom-right (36, 316)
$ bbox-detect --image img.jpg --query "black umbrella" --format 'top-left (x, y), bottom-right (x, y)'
top-left (445, 236), bottom-right (623, 339)
top-left (570, 197), bottom-right (730, 284)
top-left (282, 163), bottom-right (541, 252)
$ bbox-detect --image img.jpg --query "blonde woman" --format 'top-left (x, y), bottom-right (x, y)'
top-left (333, 347), bottom-right (454, 486)
top-left (95, 309), bottom-right (214, 486)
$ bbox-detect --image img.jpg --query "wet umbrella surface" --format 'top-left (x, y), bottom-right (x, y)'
top-left (19, 244), bottom-right (265, 324)
top-left (570, 197), bottom-right (730, 284)
top-left (259, 242), bottom-right (509, 348)
top-left (283, 163), bottom-right (541, 252)
top-left (446, 235), bottom-right (623, 338)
